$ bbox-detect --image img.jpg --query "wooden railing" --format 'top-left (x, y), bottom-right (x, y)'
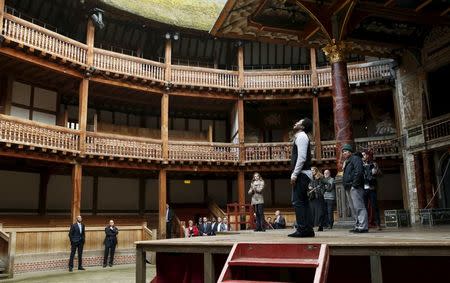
top-left (321, 141), bottom-right (337, 160)
top-left (168, 141), bottom-right (239, 162)
top-left (93, 48), bottom-right (165, 82)
top-left (347, 60), bottom-right (392, 83)
top-left (1, 12), bottom-right (395, 92)
top-left (0, 114), bottom-right (80, 153)
top-left (245, 142), bottom-right (292, 162)
top-left (0, 229), bottom-right (11, 278)
top-left (2, 13), bottom-right (87, 66)
top-left (172, 65), bottom-right (238, 89)
top-left (85, 132), bottom-right (162, 161)
top-left (355, 135), bottom-right (399, 156)
top-left (423, 114), bottom-right (450, 143)
top-left (244, 70), bottom-right (312, 90)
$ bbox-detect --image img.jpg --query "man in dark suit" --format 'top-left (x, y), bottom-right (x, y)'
top-left (166, 204), bottom-right (174, 239)
top-left (68, 215), bottom-right (85, 272)
top-left (103, 219), bottom-right (119, 268)
top-left (273, 210), bottom-right (286, 229)
top-left (199, 216), bottom-right (211, 236)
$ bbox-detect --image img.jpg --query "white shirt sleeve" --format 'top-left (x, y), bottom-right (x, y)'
top-left (291, 132), bottom-right (309, 180)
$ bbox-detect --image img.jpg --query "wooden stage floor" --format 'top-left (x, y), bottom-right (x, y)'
top-left (135, 226), bottom-right (450, 283)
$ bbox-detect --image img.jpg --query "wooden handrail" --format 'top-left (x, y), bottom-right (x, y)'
top-left (0, 230), bottom-right (8, 242)
top-left (2, 225), bottom-right (144, 233)
top-left (87, 131), bottom-right (162, 143)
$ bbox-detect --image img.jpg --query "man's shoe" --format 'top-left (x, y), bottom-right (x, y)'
top-left (69, 268), bottom-right (73, 272)
top-left (288, 230), bottom-right (315, 238)
top-left (109, 263), bottom-right (113, 267)
top-left (317, 226), bottom-right (323, 232)
top-left (288, 231), bottom-right (303, 237)
top-left (349, 228), bottom-right (357, 232)
top-left (78, 267), bottom-right (85, 270)
top-left (103, 264), bottom-right (107, 268)
top-left (353, 229), bottom-right (369, 233)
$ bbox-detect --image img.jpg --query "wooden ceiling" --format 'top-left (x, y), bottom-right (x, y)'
top-left (211, 0), bottom-right (450, 56)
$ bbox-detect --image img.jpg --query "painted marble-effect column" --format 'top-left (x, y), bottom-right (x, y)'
top-left (323, 41), bottom-right (353, 172)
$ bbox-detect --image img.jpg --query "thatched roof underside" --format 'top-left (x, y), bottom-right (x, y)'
top-left (100, 0), bottom-right (227, 31)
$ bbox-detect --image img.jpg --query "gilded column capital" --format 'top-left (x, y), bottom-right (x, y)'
top-left (322, 40), bottom-right (352, 64)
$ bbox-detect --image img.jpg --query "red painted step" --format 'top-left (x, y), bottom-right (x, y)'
top-left (218, 243), bottom-right (329, 283)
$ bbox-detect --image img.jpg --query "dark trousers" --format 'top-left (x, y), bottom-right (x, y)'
top-left (324, 199), bottom-right (336, 228)
top-left (310, 197), bottom-right (326, 228)
top-left (166, 222), bottom-right (172, 239)
top-left (254, 203), bottom-right (265, 231)
top-left (292, 173), bottom-right (313, 232)
top-left (363, 189), bottom-right (381, 226)
top-left (103, 243), bottom-right (116, 266)
top-left (69, 242), bottom-right (83, 268)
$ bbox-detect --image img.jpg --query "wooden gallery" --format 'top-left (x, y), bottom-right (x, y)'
top-left (0, 0), bottom-right (449, 282)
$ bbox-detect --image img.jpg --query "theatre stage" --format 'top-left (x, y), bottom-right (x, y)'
top-left (135, 226), bottom-right (450, 283)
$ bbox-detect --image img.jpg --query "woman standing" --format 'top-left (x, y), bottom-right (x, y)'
top-left (248, 172), bottom-right (265, 232)
top-left (362, 150), bottom-right (382, 230)
top-left (308, 167), bottom-right (326, 231)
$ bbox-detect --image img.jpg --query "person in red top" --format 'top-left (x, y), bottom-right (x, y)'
top-left (185, 220), bottom-right (199, 237)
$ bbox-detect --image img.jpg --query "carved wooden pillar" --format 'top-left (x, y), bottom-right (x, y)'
top-left (237, 170), bottom-right (245, 206)
top-left (414, 153), bottom-right (427, 209)
top-left (422, 151), bottom-right (437, 208)
top-left (161, 93), bottom-right (169, 163)
top-left (86, 20), bottom-right (95, 66)
top-left (158, 169), bottom-right (167, 239)
top-left (0, 0), bottom-right (4, 35)
top-left (323, 41), bottom-right (353, 172)
top-left (310, 48), bottom-right (318, 86)
top-left (78, 79), bottom-right (89, 155)
top-left (311, 48), bottom-right (321, 159)
top-left (165, 39), bottom-right (172, 82)
top-left (71, 163), bottom-right (82, 223)
top-left (237, 45), bottom-right (244, 89)
top-left (237, 98), bottom-right (245, 164)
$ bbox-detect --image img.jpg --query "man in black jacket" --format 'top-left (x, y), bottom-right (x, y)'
top-left (165, 204), bottom-right (174, 239)
top-left (103, 219), bottom-right (119, 267)
top-left (68, 215), bottom-right (86, 271)
top-left (342, 144), bottom-right (368, 233)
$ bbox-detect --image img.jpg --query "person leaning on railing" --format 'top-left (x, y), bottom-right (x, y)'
top-left (183, 220), bottom-right (199, 238)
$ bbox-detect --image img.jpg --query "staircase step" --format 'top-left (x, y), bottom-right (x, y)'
top-left (0, 273), bottom-right (9, 279)
top-left (0, 267), bottom-right (5, 272)
top-left (229, 257), bottom-right (319, 268)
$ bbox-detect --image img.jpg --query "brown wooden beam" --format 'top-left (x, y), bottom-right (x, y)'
top-left (237, 45), bottom-right (244, 89)
top-left (415, 0), bottom-right (432, 12)
top-left (165, 39), bottom-right (172, 82)
top-left (0, 0), bottom-right (4, 37)
top-left (158, 169), bottom-right (167, 238)
top-left (71, 163), bottom-right (82, 223)
top-left (161, 92), bottom-right (169, 163)
top-left (237, 170), bottom-right (245, 206)
top-left (237, 97), bottom-right (245, 164)
top-left (312, 95), bottom-right (321, 160)
top-left (78, 79), bottom-right (89, 155)
top-left (86, 20), bottom-right (95, 66)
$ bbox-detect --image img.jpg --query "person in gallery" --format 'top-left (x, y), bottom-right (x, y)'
top-left (103, 219), bottom-right (119, 268)
top-left (166, 204), bottom-right (174, 239)
top-left (68, 215), bottom-right (86, 272)
top-left (362, 149), bottom-right (382, 230)
top-left (249, 172), bottom-right (265, 232)
top-left (288, 118), bottom-right (315, 238)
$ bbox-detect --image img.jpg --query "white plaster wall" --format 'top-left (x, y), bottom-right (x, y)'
top-left (98, 177), bottom-right (139, 210)
top-left (169, 180), bottom-right (203, 204)
top-left (0, 170), bottom-right (39, 210)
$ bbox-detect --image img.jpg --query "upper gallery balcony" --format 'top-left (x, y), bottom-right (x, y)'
top-left (1, 10), bottom-right (394, 93)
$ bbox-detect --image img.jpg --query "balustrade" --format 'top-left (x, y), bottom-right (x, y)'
top-left (168, 141), bottom-right (239, 162)
top-left (244, 70), bottom-right (312, 90)
top-left (423, 114), bottom-right (450, 143)
top-left (93, 48), bottom-right (165, 82)
top-left (85, 132), bottom-right (162, 160)
top-left (0, 114), bottom-right (79, 153)
top-left (171, 65), bottom-right (238, 89)
top-left (2, 13), bottom-right (87, 65)
top-left (244, 143), bottom-right (292, 162)
top-left (347, 60), bottom-right (392, 83)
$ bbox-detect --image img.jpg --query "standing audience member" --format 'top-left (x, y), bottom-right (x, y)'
top-left (308, 167), bottom-right (326, 231)
top-left (362, 150), bottom-right (382, 230)
top-left (222, 217), bottom-right (229, 231)
top-left (323, 169), bottom-right (336, 229)
top-left (289, 118), bottom-right (314, 238)
top-left (209, 217), bottom-right (218, 235)
top-left (103, 219), bottom-right (118, 268)
top-left (342, 144), bottom-right (368, 233)
top-left (68, 215), bottom-right (85, 272)
top-left (249, 172), bottom-right (265, 232)
top-left (165, 204), bottom-right (174, 239)
top-left (266, 217), bottom-right (274, 229)
top-left (273, 210), bottom-right (286, 229)
top-left (185, 220), bottom-right (199, 237)
top-left (200, 217), bottom-right (211, 236)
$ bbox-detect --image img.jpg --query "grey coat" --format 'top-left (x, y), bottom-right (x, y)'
top-left (249, 180), bottom-right (264, 205)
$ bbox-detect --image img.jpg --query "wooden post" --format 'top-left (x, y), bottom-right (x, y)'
top-left (0, 0), bottom-right (5, 36)
top-left (78, 79), bottom-right (89, 155)
top-left (139, 178), bottom-right (146, 216)
top-left (312, 95), bottom-right (322, 159)
top-left (310, 48), bottom-right (318, 87)
top-left (237, 45), bottom-right (244, 89)
top-left (71, 163), bottom-right (82, 223)
top-left (135, 246), bottom-right (146, 283)
top-left (86, 20), bottom-right (95, 66)
top-left (237, 98), bottom-right (245, 164)
top-left (165, 39), bottom-right (172, 82)
top-left (158, 169), bottom-right (167, 238)
top-left (204, 252), bottom-right (215, 283)
top-left (370, 255), bottom-right (383, 283)
top-left (63, 109), bottom-right (69, 128)
top-left (93, 112), bottom-right (98, 132)
top-left (7, 231), bottom-right (16, 278)
top-left (38, 171), bottom-right (50, 215)
top-left (161, 93), bottom-right (169, 163)
top-left (208, 124), bottom-right (213, 142)
top-left (238, 170), bottom-right (245, 206)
